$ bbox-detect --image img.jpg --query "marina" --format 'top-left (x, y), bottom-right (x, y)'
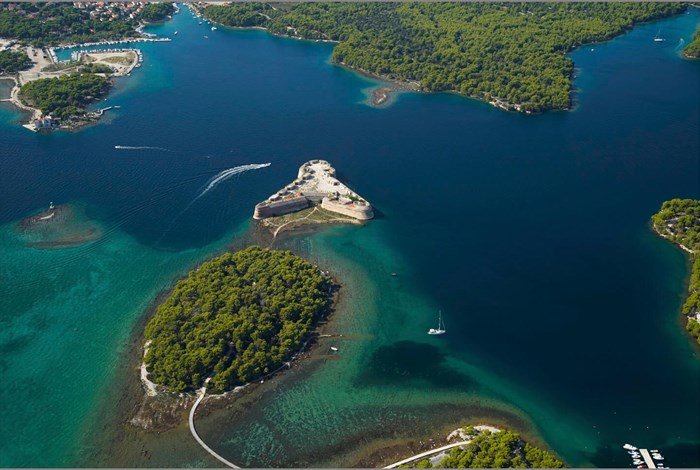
top-left (624, 444), bottom-right (667, 469)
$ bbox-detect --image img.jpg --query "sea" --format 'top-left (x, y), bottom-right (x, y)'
top-left (0, 6), bottom-right (698, 468)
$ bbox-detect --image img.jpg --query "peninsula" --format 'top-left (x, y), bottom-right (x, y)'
top-left (388, 425), bottom-right (564, 469)
top-left (254, 160), bottom-right (373, 235)
top-left (652, 199), bottom-right (700, 348)
top-left (683, 27), bottom-right (700, 58)
top-left (200, 2), bottom-right (685, 113)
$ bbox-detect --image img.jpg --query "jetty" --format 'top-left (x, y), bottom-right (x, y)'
top-left (189, 380), bottom-right (240, 469)
top-left (253, 160), bottom-right (373, 220)
top-left (639, 449), bottom-right (657, 469)
top-left (384, 441), bottom-right (472, 469)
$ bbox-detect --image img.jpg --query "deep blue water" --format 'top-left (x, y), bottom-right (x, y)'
top-left (0, 6), bottom-right (699, 468)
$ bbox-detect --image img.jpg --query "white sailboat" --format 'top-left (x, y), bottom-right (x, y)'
top-left (428, 310), bottom-right (446, 335)
top-left (654, 30), bottom-right (666, 42)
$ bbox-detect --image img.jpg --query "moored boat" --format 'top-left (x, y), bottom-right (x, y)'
top-left (428, 310), bottom-right (446, 335)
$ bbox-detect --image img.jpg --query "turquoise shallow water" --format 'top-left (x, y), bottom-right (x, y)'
top-left (0, 6), bottom-right (699, 467)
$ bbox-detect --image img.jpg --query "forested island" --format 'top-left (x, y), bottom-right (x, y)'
top-left (0, 50), bottom-right (32, 74)
top-left (652, 199), bottom-right (700, 347)
top-left (201, 2), bottom-right (685, 112)
top-left (404, 426), bottom-right (563, 469)
top-left (143, 246), bottom-right (334, 393)
top-left (683, 27), bottom-right (700, 58)
top-left (19, 73), bottom-right (110, 120)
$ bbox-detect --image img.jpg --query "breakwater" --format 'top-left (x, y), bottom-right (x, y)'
top-left (49, 37), bottom-right (169, 63)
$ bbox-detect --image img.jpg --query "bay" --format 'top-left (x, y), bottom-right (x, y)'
top-left (0, 7), bottom-right (698, 467)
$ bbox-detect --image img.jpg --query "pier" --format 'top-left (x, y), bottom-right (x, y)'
top-left (384, 441), bottom-right (472, 469)
top-left (639, 449), bottom-right (658, 469)
top-left (188, 380), bottom-right (240, 469)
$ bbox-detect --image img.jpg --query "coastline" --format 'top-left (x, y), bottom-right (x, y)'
top-left (192, 18), bottom-right (544, 112)
top-left (79, 226), bottom-right (340, 466)
top-left (0, 76), bottom-right (40, 119)
top-left (197, 4), bottom-right (689, 113)
top-left (0, 18), bottom-right (170, 131)
top-left (651, 220), bottom-right (700, 351)
top-left (87, 222), bottom-right (552, 468)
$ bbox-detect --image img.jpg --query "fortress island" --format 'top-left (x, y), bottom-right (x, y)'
top-left (254, 160), bottom-right (373, 235)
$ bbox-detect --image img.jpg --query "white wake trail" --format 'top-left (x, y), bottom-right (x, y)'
top-left (114, 145), bottom-right (171, 151)
top-left (193, 163), bottom-right (271, 202)
top-left (154, 163), bottom-right (272, 246)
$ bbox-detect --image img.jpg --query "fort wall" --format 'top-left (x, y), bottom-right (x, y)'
top-left (253, 160), bottom-right (373, 221)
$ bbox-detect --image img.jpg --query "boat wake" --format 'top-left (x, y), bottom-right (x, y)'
top-left (154, 163), bottom-right (271, 246)
top-left (192, 163), bottom-right (271, 203)
top-left (114, 145), bottom-right (171, 151)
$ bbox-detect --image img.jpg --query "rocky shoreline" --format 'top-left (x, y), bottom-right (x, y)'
top-left (86, 226), bottom-right (550, 468)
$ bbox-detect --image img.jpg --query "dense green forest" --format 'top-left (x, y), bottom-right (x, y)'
top-left (0, 50), bottom-right (32, 74)
top-left (138, 3), bottom-right (176, 23)
top-left (0, 3), bottom-right (138, 47)
top-left (144, 246), bottom-right (333, 393)
top-left (202, 2), bottom-right (684, 112)
top-left (652, 199), bottom-right (700, 347)
top-left (19, 73), bottom-right (110, 119)
top-left (405, 426), bottom-right (563, 468)
top-left (684, 27), bottom-right (700, 58)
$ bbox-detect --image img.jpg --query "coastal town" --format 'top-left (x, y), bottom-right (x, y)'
top-left (0, 2), bottom-right (176, 130)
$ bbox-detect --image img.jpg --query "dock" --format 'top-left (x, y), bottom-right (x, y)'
top-left (639, 449), bottom-right (657, 469)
